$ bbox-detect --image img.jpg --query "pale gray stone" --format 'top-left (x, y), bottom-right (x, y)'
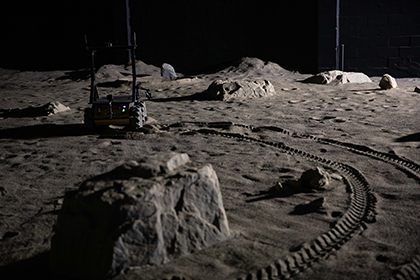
top-left (379, 74), bottom-right (398, 90)
top-left (45, 101), bottom-right (71, 115)
top-left (50, 153), bottom-right (230, 280)
top-left (199, 79), bottom-right (275, 101)
top-left (161, 63), bottom-right (177, 79)
top-left (303, 70), bottom-right (372, 84)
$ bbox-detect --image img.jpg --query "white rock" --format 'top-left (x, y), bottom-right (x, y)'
top-left (303, 70), bottom-right (372, 84)
top-left (379, 74), bottom-right (397, 89)
top-left (161, 63), bottom-right (177, 78)
top-left (45, 101), bottom-right (71, 115)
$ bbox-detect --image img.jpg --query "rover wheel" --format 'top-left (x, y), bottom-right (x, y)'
top-left (139, 101), bottom-right (147, 122)
top-left (83, 107), bottom-right (95, 131)
top-left (129, 102), bottom-right (146, 129)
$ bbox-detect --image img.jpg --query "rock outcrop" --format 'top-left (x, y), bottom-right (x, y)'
top-left (302, 70), bottom-right (372, 84)
top-left (379, 74), bottom-right (398, 89)
top-left (50, 153), bottom-right (231, 280)
top-left (198, 79), bottom-right (275, 101)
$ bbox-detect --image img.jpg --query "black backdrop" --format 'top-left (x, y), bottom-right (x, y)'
top-left (0, 0), bottom-right (318, 74)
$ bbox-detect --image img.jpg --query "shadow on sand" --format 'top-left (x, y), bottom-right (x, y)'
top-left (395, 132), bottom-right (420, 142)
top-left (151, 95), bottom-right (197, 102)
top-left (0, 123), bottom-right (156, 140)
top-left (0, 251), bottom-right (76, 280)
top-left (0, 124), bottom-right (90, 139)
top-left (151, 91), bottom-right (222, 102)
top-left (245, 181), bottom-right (312, 203)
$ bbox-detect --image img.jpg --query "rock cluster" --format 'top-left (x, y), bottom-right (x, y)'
top-left (271, 167), bottom-right (331, 197)
top-left (303, 70), bottom-right (372, 84)
top-left (379, 74), bottom-right (398, 89)
top-left (50, 153), bottom-right (231, 280)
top-left (198, 79), bottom-right (275, 101)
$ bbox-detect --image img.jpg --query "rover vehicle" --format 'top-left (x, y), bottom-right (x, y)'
top-left (84, 33), bottom-right (147, 130)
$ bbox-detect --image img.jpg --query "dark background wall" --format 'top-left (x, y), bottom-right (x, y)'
top-left (0, 0), bottom-right (317, 74)
top-left (0, 0), bottom-right (115, 71)
top-left (130, 0), bottom-right (318, 74)
top-left (1, 1), bottom-right (419, 77)
top-left (318, 0), bottom-right (420, 77)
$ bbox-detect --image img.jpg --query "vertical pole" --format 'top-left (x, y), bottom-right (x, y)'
top-left (90, 50), bottom-right (98, 103)
top-left (336, 0), bottom-right (340, 70)
top-left (126, 0), bottom-right (132, 62)
top-left (131, 32), bottom-right (138, 102)
top-left (341, 44), bottom-right (345, 71)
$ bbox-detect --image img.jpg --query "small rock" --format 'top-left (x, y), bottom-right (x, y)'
top-left (379, 74), bottom-right (397, 90)
top-left (299, 167), bottom-right (331, 190)
top-left (45, 101), bottom-right (71, 115)
top-left (0, 187), bottom-right (7, 196)
top-left (292, 197), bottom-right (327, 215)
top-left (414, 86), bottom-right (420, 93)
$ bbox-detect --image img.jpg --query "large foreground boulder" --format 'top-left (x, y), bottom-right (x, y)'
top-left (303, 70), bottom-right (372, 84)
top-left (198, 79), bottom-right (275, 101)
top-left (50, 153), bottom-right (231, 280)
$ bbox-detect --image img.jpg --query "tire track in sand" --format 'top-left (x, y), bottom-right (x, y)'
top-left (162, 121), bottom-right (377, 280)
top-left (237, 122), bottom-right (420, 280)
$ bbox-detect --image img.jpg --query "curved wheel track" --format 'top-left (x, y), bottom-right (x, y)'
top-left (158, 121), bottom-right (419, 280)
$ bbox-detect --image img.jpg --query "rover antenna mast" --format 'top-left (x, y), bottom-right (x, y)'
top-left (131, 32), bottom-right (138, 102)
top-left (335, 0), bottom-right (340, 70)
top-left (125, 0), bottom-right (132, 63)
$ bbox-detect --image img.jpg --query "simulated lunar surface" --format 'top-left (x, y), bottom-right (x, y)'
top-left (0, 57), bottom-right (420, 280)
